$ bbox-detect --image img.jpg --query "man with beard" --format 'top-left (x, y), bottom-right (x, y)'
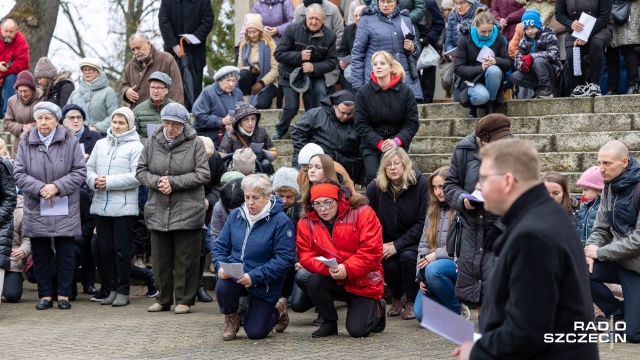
top-left (0, 19), bottom-right (30, 118)
top-left (121, 33), bottom-right (184, 109)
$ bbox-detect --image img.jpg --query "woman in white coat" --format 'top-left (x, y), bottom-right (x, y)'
top-left (86, 107), bottom-right (143, 307)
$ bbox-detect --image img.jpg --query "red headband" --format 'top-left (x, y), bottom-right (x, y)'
top-left (310, 183), bottom-right (340, 203)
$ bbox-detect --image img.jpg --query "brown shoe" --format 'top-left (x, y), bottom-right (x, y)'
top-left (274, 297), bottom-right (289, 333)
top-left (223, 312), bottom-right (240, 341)
top-left (387, 296), bottom-right (405, 317)
top-left (402, 300), bottom-right (415, 320)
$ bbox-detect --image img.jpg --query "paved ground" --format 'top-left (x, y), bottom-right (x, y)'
top-left (0, 282), bottom-right (635, 359)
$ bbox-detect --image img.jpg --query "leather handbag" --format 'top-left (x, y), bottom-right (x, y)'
top-left (446, 212), bottom-right (463, 267)
top-left (612, 0), bottom-right (631, 25)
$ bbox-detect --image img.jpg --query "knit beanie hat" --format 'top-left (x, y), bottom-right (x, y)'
top-left (214, 66), bottom-right (241, 82)
top-left (273, 167), bottom-right (300, 192)
top-left (576, 166), bottom-right (604, 191)
top-left (14, 70), bottom-right (36, 91)
top-left (298, 143), bottom-right (325, 165)
top-left (33, 102), bottom-right (62, 121)
top-left (245, 13), bottom-right (265, 33)
top-left (441, 0), bottom-right (454, 9)
top-left (310, 183), bottom-right (340, 202)
top-left (521, 10), bottom-right (542, 30)
top-left (61, 104), bottom-right (87, 124)
top-left (111, 107), bottom-right (136, 131)
top-left (304, 0), bottom-right (323, 7)
top-left (35, 57), bottom-right (57, 79)
top-left (475, 114), bottom-right (512, 143)
top-left (79, 57), bottom-right (103, 73)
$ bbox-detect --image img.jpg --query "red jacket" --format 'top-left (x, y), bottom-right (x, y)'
top-left (296, 198), bottom-right (384, 300)
top-left (0, 29), bottom-right (29, 77)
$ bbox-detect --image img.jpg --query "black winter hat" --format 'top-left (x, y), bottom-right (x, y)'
top-left (60, 104), bottom-right (87, 124)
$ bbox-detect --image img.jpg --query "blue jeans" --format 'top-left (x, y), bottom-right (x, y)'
top-left (414, 259), bottom-right (460, 321)
top-left (1, 73), bottom-right (17, 116)
top-left (468, 65), bottom-right (502, 106)
top-left (276, 78), bottom-right (326, 136)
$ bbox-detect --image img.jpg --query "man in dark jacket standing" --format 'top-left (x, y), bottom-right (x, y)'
top-left (337, 5), bottom-right (366, 92)
top-left (158, 0), bottom-right (214, 111)
top-left (290, 90), bottom-right (362, 183)
top-left (0, 156), bottom-right (17, 275)
top-left (454, 138), bottom-right (598, 360)
top-left (273, 4), bottom-right (338, 139)
top-left (585, 140), bottom-right (640, 343)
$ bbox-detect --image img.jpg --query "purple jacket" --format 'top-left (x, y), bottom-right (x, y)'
top-left (14, 126), bottom-right (87, 238)
top-left (490, 0), bottom-right (525, 42)
top-left (252, 0), bottom-right (295, 44)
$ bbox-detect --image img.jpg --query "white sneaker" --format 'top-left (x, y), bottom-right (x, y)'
top-left (587, 83), bottom-right (602, 97)
top-left (570, 84), bottom-right (588, 97)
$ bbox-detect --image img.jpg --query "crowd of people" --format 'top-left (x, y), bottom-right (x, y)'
top-left (0, 0), bottom-right (639, 357)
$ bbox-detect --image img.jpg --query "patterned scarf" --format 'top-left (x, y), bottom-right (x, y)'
top-left (38, 127), bottom-right (58, 149)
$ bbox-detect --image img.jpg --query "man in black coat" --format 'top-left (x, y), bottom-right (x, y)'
top-left (337, 5), bottom-right (366, 92)
top-left (290, 90), bottom-right (362, 184)
top-left (453, 138), bottom-right (598, 360)
top-left (0, 157), bottom-right (17, 271)
top-left (158, 0), bottom-right (214, 111)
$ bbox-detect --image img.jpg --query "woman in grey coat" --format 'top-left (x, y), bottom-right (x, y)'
top-left (605, 1), bottom-right (639, 95)
top-left (136, 102), bottom-right (210, 314)
top-left (13, 102), bottom-right (87, 311)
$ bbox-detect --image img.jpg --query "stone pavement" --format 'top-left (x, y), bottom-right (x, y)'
top-left (0, 282), bottom-right (635, 359)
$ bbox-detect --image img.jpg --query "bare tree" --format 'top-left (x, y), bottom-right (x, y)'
top-left (5, 0), bottom-right (62, 72)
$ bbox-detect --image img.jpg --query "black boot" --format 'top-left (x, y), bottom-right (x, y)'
top-left (372, 299), bottom-right (386, 333)
top-left (485, 100), bottom-right (495, 115)
top-left (467, 106), bottom-right (477, 118)
top-left (196, 255), bottom-right (213, 302)
top-left (312, 320), bottom-right (338, 338)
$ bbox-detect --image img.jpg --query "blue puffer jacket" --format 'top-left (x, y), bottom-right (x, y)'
top-left (212, 195), bottom-right (295, 303)
top-left (352, 6), bottom-right (423, 100)
top-left (445, 2), bottom-right (486, 53)
top-left (575, 196), bottom-right (600, 246)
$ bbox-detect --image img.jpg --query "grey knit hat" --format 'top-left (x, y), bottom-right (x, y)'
top-left (214, 66), bottom-right (241, 82)
top-left (161, 102), bottom-right (190, 124)
top-left (273, 167), bottom-right (300, 192)
top-left (34, 57), bottom-right (57, 79)
top-left (33, 102), bottom-right (62, 121)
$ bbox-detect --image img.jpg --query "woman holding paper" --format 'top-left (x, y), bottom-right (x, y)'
top-left (297, 180), bottom-right (386, 338)
top-left (13, 101), bottom-right (87, 311)
top-left (453, 8), bottom-right (512, 118)
top-left (212, 174), bottom-right (295, 341)
top-left (86, 107), bottom-right (143, 307)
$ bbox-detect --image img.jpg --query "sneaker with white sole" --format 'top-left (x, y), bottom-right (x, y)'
top-left (570, 84), bottom-right (589, 97)
top-left (586, 83), bottom-right (602, 97)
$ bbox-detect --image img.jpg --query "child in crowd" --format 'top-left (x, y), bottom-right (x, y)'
top-left (575, 166), bottom-right (603, 246)
top-left (510, 10), bottom-right (561, 99)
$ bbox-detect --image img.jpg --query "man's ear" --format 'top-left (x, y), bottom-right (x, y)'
top-left (623, 156), bottom-right (630, 168)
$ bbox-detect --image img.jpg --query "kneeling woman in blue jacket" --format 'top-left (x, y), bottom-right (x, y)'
top-left (212, 174), bottom-right (295, 341)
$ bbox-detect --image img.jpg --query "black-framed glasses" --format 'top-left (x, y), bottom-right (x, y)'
top-left (334, 105), bottom-right (354, 118)
top-left (312, 200), bottom-right (336, 211)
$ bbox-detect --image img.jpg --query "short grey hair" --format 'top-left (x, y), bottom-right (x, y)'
top-left (128, 33), bottom-right (149, 43)
top-left (241, 174), bottom-right (272, 197)
top-left (306, 4), bottom-right (325, 18)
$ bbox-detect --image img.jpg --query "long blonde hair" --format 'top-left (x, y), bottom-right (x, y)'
top-left (239, 28), bottom-right (276, 50)
top-left (371, 50), bottom-right (406, 83)
top-left (375, 148), bottom-right (416, 192)
top-left (426, 167), bottom-right (454, 251)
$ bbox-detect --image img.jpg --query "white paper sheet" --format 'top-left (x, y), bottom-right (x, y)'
top-left (315, 256), bottom-right (338, 269)
top-left (400, 18), bottom-right (412, 38)
top-left (339, 55), bottom-right (352, 64)
top-left (79, 143), bottom-right (85, 154)
top-left (179, 33), bottom-right (201, 45)
top-left (147, 123), bottom-right (159, 138)
top-left (462, 190), bottom-right (485, 202)
top-left (572, 13), bottom-right (596, 42)
top-left (40, 196), bottom-right (69, 216)
top-left (220, 262), bottom-right (245, 279)
top-left (445, 47), bottom-right (457, 56)
top-left (476, 46), bottom-right (495, 63)
top-left (420, 294), bottom-right (475, 345)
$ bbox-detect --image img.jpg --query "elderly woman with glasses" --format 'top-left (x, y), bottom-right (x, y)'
top-left (136, 102), bottom-right (210, 314)
top-left (13, 102), bottom-right (87, 311)
top-left (366, 147), bottom-right (428, 321)
top-left (218, 102), bottom-right (278, 175)
top-left (212, 174), bottom-right (295, 341)
top-left (297, 180), bottom-right (385, 338)
top-left (61, 104), bottom-right (103, 158)
top-left (354, 50), bottom-right (419, 184)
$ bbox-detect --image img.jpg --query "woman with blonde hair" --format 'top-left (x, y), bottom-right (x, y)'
top-left (414, 166), bottom-right (460, 320)
top-left (355, 50), bottom-right (419, 184)
top-left (365, 147), bottom-right (428, 320)
top-left (237, 14), bottom-right (279, 109)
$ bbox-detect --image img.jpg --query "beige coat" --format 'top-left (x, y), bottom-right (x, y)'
top-left (237, 41), bottom-right (279, 86)
top-left (0, 139), bottom-right (9, 158)
top-left (3, 88), bottom-right (44, 142)
top-left (10, 196), bottom-right (30, 273)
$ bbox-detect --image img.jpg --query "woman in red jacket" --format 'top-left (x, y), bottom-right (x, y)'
top-left (296, 181), bottom-right (386, 338)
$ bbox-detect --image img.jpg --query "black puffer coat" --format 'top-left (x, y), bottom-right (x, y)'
top-left (0, 158), bottom-right (17, 270)
top-left (443, 133), bottom-right (504, 305)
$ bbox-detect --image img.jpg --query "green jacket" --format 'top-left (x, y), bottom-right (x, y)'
top-left (132, 97), bottom-right (175, 144)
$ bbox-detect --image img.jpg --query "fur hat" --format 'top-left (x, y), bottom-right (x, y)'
top-left (61, 104), bottom-right (87, 125)
top-left (245, 13), bottom-right (265, 33)
top-left (79, 57), bottom-right (103, 73)
top-left (273, 167), bottom-right (300, 192)
top-left (148, 71), bottom-right (172, 89)
top-left (475, 114), bottom-right (512, 143)
top-left (298, 143), bottom-right (324, 165)
top-left (111, 107), bottom-right (136, 131)
top-left (232, 101), bottom-right (261, 130)
top-left (214, 66), bottom-right (241, 82)
top-left (199, 136), bottom-right (215, 158)
top-left (161, 103), bottom-right (190, 124)
top-left (14, 70), bottom-right (36, 91)
top-left (522, 10), bottom-right (542, 30)
top-left (33, 102), bottom-right (62, 121)
top-left (35, 57), bottom-right (57, 79)
top-left (576, 166), bottom-right (604, 191)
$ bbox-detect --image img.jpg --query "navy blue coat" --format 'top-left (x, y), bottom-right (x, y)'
top-left (212, 195), bottom-right (295, 303)
top-left (575, 196), bottom-right (600, 246)
top-left (192, 82), bottom-right (244, 140)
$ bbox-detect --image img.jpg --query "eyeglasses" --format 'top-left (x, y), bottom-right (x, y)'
top-left (242, 116), bottom-right (258, 123)
top-left (312, 200), bottom-right (336, 211)
top-left (379, 0), bottom-right (396, 4)
top-left (150, 86), bottom-right (167, 91)
top-left (454, 1), bottom-right (470, 7)
top-left (81, 68), bottom-right (97, 73)
top-left (478, 173), bottom-right (507, 185)
top-left (372, 61), bottom-right (388, 67)
top-left (385, 161), bottom-right (404, 169)
top-left (334, 106), bottom-right (354, 118)
top-left (65, 115), bottom-right (83, 122)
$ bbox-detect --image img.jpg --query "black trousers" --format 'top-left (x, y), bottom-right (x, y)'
top-left (363, 151), bottom-right (382, 185)
top-left (606, 44), bottom-right (639, 91)
top-left (510, 57), bottom-right (556, 89)
top-left (31, 237), bottom-right (75, 298)
top-left (2, 271), bottom-right (24, 303)
top-left (565, 38), bottom-right (606, 85)
top-left (383, 247), bottom-right (419, 301)
top-left (306, 273), bottom-right (384, 338)
top-left (238, 69), bottom-right (278, 109)
top-left (96, 216), bottom-right (137, 295)
top-left (290, 268), bottom-right (314, 313)
top-left (419, 66), bottom-right (437, 103)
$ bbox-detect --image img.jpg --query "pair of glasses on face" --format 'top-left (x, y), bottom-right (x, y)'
top-left (454, 1), bottom-right (470, 7)
top-left (334, 106), bottom-right (354, 118)
top-left (242, 116), bottom-right (258, 124)
top-left (150, 86), bottom-right (167, 92)
top-left (385, 161), bottom-right (403, 169)
top-left (312, 199), bottom-right (336, 211)
top-left (65, 116), bottom-right (83, 122)
top-left (372, 61), bottom-right (388, 67)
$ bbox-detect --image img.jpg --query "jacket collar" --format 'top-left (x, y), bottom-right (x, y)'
top-left (27, 125), bottom-right (70, 145)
